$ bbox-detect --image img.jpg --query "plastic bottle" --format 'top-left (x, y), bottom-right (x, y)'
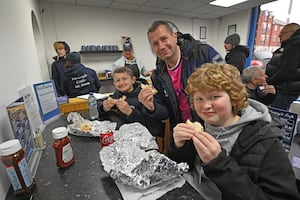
top-left (88, 92), bottom-right (99, 120)
top-left (0, 139), bottom-right (36, 197)
top-left (33, 128), bottom-right (46, 151)
top-left (52, 127), bottom-right (75, 168)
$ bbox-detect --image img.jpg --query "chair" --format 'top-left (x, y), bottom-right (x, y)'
top-left (156, 118), bottom-right (170, 155)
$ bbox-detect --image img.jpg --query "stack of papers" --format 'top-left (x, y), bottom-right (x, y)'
top-left (77, 93), bottom-right (109, 100)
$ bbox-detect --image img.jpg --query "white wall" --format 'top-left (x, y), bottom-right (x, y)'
top-left (40, 2), bottom-right (253, 74)
top-left (0, 0), bottom-right (46, 199)
top-left (39, 2), bottom-right (194, 73)
top-left (0, 1), bottom-right (253, 199)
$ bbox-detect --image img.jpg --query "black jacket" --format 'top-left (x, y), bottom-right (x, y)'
top-left (168, 120), bottom-right (300, 200)
top-left (63, 63), bottom-right (100, 98)
top-left (225, 45), bottom-right (250, 74)
top-left (98, 82), bottom-right (168, 136)
top-left (51, 57), bottom-right (67, 96)
top-left (246, 86), bottom-right (276, 106)
top-left (266, 28), bottom-right (300, 95)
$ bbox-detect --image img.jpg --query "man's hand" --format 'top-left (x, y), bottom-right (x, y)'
top-left (262, 84), bottom-right (276, 94)
top-left (138, 86), bottom-right (155, 111)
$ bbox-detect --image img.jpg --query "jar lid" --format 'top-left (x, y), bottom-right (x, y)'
top-left (52, 127), bottom-right (68, 139)
top-left (0, 139), bottom-right (22, 156)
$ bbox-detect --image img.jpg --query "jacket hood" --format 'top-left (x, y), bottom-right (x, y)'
top-left (238, 99), bottom-right (272, 124)
top-left (64, 63), bottom-right (86, 76)
top-left (231, 45), bottom-right (250, 57)
top-left (205, 99), bottom-right (272, 154)
top-left (52, 55), bottom-right (66, 61)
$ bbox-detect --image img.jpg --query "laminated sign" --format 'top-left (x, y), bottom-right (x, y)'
top-left (269, 107), bottom-right (297, 152)
top-left (33, 80), bottom-right (60, 122)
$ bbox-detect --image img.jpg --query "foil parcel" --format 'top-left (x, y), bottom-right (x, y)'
top-left (66, 112), bottom-right (117, 137)
top-left (99, 122), bottom-right (189, 189)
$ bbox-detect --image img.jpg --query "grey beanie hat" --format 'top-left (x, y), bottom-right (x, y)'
top-left (66, 52), bottom-right (81, 64)
top-left (224, 33), bottom-right (240, 45)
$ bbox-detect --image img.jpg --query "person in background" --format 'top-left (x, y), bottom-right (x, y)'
top-left (98, 67), bottom-right (168, 136)
top-left (242, 66), bottom-right (276, 106)
top-left (112, 38), bottom-right (153, 84)
top-left (51, 41), bottom-right (70, 96)
top-left (139, 20), bottom-right (224, 135)
top-left (168, 63), bottom-right (300, 200)
top-left (265, 23), bottom-right (300, 111)
top-left (224, 33), bottom-right (249, 74)
top-left (63, 52), bottom-right (100, 98)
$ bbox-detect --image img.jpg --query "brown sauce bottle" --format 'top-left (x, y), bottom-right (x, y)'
top-left (0, 139), bottom-right (36, 197)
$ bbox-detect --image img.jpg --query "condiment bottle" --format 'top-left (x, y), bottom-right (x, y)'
top-left (33, 128), bottom-right (46, 150)
top-left (52, 127), bottom-right (75, 168)
top-left (0, 139), bottom-right (36, 196)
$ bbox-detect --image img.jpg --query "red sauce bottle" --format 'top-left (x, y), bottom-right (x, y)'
top-left (0, 139), bottom-right (36, 197)
top-left (52, 127), bottom-right (75, 168)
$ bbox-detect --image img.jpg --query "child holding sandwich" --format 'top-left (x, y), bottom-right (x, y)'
top-left (168, 63), bottom-right (300, 200)
top-left (98, 67), bottom-right (168, 136)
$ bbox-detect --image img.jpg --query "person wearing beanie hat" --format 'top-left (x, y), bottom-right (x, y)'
top-left (112, 38), bottom-right (153, 84)
top-left (224, 33), bottom-right (240, 46)
top-left (63, 51), bottom-right (100, 98)
top-left (224, 33), bottom-right (249, 74)
top-left (66, 52), bottom-right (81, 64)
top-left (51, 41), bottom-right (71, 96)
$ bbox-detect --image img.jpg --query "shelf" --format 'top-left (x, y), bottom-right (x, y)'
top-left (79, 51), bottom-right (122, 54)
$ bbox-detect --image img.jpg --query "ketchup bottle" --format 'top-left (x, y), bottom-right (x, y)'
top-left (52, 127), bottom-right (75, 168)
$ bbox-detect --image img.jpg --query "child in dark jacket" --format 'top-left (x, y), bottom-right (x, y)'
top-left (63, 52), bottom-right (100, 98)
top-left (98, 67), bottom-right (168, 136)
top-left (168, 63), bottom-right (300, 200)
top-left (51, 41), bottom-right (70, 96)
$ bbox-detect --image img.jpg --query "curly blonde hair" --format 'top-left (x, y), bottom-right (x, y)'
top-left (186, 63), bottom-right (248, 114)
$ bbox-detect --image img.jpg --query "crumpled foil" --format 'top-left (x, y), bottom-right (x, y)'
top-left (66, 112), bottom-right (117, 137)
top-left (99, 122), bottom-right (189, 189)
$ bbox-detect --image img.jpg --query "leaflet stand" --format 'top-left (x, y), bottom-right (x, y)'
top-left (33, 80), bottom-right (61, 124)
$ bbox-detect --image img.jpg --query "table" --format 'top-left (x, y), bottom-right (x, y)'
top-left (5, 113), bottom-right (205, 200)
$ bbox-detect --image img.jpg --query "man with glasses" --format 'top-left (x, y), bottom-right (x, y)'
top-left (265, 23), bottom-right (300, 110)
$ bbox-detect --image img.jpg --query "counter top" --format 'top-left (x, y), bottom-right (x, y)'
top-left (5, 113), bottom-right (205, 200)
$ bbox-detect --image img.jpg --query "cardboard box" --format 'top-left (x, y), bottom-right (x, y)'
top-left (59, 98), bottom-right (89, 113)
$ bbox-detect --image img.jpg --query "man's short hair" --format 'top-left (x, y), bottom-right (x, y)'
top-left (112, 67), bottom-right (134, 77)
top-left (242, 66), bottom-right (264, 84)
top-left (147, 20), bottom-right (173, 36)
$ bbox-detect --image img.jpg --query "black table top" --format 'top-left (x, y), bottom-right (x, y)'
top-left (5, 113), bottom-right (204, 200)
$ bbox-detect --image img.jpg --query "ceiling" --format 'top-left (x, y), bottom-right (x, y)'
top-left (39, 0), bottom-right (276, 20)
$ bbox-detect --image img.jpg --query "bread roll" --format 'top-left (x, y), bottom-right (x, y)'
top-left (186, 119), bottom-right (203, 132)
top-left (119, 95), bottom-right (127, 101)
top-left (141, 84), bottom-right (158, 95)
top-left (80, 120), bottom-right (92, 132)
